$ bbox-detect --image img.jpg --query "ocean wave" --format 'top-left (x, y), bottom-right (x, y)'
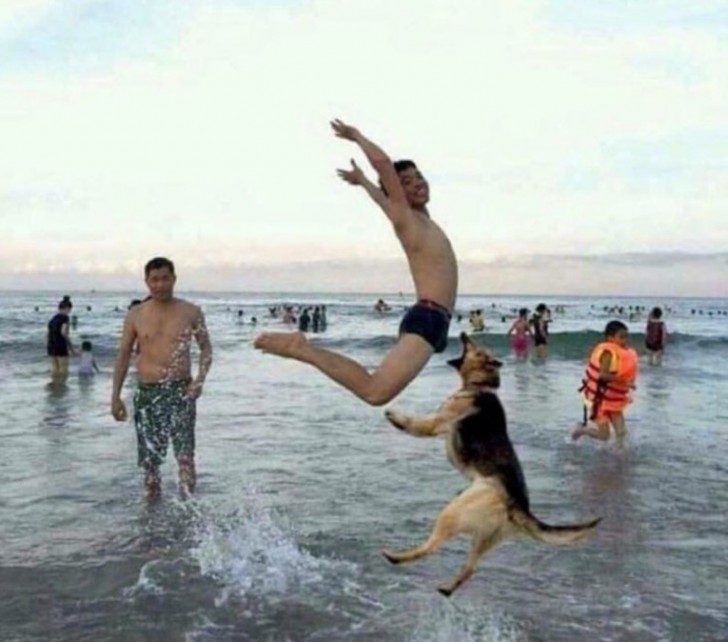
top-left (315, 329), bottom-right (728, 360)
top-left (2, 328), bottom-right (725, 368)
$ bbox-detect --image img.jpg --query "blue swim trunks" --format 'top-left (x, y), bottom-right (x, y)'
top-left (399, 299), bottom-right (452, 353)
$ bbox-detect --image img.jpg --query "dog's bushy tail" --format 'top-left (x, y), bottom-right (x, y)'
top-left (511, 508), bottom-right (601, 545)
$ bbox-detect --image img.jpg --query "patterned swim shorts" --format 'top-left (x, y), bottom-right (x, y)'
top-left (133, 379), bottom-right (196, 468)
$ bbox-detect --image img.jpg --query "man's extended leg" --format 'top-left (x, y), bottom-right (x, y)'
top-left (144, 464), bottom-right (161, 499)
top-left (171, 385), bottom-right (197, 497)
top-left (254, 331), bottom-right (434, 406)
top-left (177, 455), bottom-right (196, 497)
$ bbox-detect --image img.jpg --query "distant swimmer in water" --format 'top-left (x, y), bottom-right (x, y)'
top-left (530, 303), bottom-right (550, 359)
top-left (78, 340), bottom-right (101, 376)
top-left (572, 320), bottom-right (638, 446)
top-left (254, 119), bottom-right (458, 406)
top-left (645, 307), bottom-right (667, 366)
top-left (507, 308), bottom-right (532, 360)
top-left (469, 309), bottom-right (485, 333)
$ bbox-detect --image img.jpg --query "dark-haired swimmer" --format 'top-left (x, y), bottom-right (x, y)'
top-left (111, 257), bottom-right (213, 498)
top-left (254, 119), bottom-right (458, 406)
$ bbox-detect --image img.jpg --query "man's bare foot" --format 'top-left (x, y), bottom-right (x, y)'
top-left (253, 331), bottom-right (310, 360)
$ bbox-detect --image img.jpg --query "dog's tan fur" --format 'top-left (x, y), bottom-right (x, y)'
top-left (383, 332), bottom-right (600, 596)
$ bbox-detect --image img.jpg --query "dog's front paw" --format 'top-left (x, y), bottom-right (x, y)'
top-left (384, 409), bottom-right (408, 431)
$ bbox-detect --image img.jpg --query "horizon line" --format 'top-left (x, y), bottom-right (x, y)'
top-left (0, 288), bottom-right (723, 301)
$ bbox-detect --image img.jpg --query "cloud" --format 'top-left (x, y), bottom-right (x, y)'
top-left (2, 252), bottom-right (725, 298)
top-left (0, 1), bottom-right (59, 36)
top-left (1, 0), bottom-right (727, 294)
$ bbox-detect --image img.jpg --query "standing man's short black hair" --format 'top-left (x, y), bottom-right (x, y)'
top-left (144, 257), bottom-right (175, 277)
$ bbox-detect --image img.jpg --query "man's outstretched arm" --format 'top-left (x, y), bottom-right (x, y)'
top-left (336, 159), bottom-right (389, 211)
top-left (331, 119), bottom-right (409, 219)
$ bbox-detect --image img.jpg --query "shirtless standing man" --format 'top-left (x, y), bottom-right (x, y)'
top-left (254, 119), bottom-right (458, 406)
top-left (111, 257), bottom-right (213, 498)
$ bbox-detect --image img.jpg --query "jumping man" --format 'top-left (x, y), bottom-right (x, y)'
top-left (254, 119), bottom-right (458, 406)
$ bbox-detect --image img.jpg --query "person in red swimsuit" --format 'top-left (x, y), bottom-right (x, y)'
top-left (254, 119), bottom-right (459, 406)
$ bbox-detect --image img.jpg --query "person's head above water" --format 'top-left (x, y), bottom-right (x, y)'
top-left (81, 340), bottom-right (93, 351)
top-left (604, 320), bottom-right (628, 347)
top-left (379, 160), bottom-right (429, 210)
top-left (144, 257), bottom-right (176, 302)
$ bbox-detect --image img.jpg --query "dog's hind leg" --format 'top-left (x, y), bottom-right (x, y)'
top-left (436, 532), bottom-right (501, 597)
top-left (382, 503), bottom-right (461, 564)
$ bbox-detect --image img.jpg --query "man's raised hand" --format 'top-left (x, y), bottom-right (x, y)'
top-left (336, 159), bottom-right (365, 186)
top-left (330, 118), bottom-right (360, 142)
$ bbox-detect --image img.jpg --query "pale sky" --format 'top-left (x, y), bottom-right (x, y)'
top-left (1, 0), bottom-right (727, 295)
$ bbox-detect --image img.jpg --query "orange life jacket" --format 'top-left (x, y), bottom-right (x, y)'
top-left (581, 342), bottom-right (637, 416)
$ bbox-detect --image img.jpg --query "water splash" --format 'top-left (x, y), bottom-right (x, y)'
top-left (123, 559), bottom-right (166, 598)
top-left (408, 599), bottom-right (527, 642)
top-left (189, 490), bottom-right (358, 605)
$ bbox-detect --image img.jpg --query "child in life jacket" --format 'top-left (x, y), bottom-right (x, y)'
top-left (572, 320), bottom-right (638, 445)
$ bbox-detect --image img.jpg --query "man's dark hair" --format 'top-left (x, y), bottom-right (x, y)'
top-left (379, 159), bottom-right (418, 196)
top-left (650, 307), bottom-right (663, 319)
top-left (393, 159), bottom-right (417, 174)
top-left (144, 257), bottom-right (175, 278)
top-left (605, 320), bottom-right (628, 337)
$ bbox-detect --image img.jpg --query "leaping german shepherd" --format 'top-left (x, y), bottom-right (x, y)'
top-left (383, 332), bottom-right (600, 596)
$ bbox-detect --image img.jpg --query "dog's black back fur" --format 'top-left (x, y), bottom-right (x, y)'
top-left (453, 391), bottom-right (530, 512)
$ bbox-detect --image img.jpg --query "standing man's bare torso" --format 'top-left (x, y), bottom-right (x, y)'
top-left (131, 299), bottom-right (202, 383)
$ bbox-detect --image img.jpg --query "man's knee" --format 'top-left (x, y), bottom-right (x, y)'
top-left (362, 384), bottom-right (399, 407)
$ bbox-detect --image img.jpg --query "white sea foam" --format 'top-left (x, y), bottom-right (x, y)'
top-left (407, 599), bottom-right (527, 642)
top-left (123, 559), bottom-right (166, 598)
top-left (189, 489), bottom-right (359, 605)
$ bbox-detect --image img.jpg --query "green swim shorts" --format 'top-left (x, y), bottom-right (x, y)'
top-left (133, 379), bottom-right (196, 469)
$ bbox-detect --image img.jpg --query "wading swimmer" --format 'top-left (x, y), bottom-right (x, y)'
top-left (47, 297), bottom-right (77, 380)
top-left (254, 119), bottom-right (458, 406)
top-left (110, 257), bottom-right (213, 498)
top-left (572, 320), bottom-right (638, 446)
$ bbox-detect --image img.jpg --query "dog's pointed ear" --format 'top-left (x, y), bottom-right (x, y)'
top-left (447, 356), bottom-right (464, 370)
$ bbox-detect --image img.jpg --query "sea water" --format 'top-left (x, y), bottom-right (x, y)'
top-left (1, 291), bottom-right (726, 641)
